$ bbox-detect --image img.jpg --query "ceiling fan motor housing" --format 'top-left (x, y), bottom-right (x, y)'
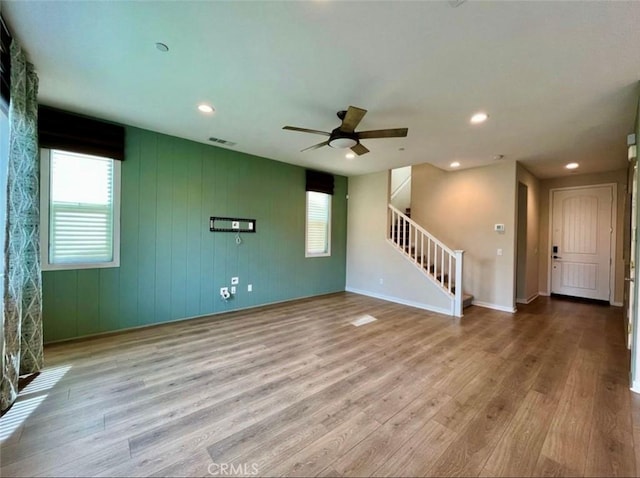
top-left (328, 128), bottom-right (358, 149)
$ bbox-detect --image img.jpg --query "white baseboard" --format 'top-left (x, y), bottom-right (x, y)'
top-left (610, 301), bottom-right (624, 307)
top-left (516, 293), bottom-right (539, 305)
top-left (631, 380), bottom-right (640, 394)
top-left (345, 287), bottom-right (452, 317)
top-left (471, 300), bottom-right (517, 313)
top-left (538, 291), bottom-right (550, 297)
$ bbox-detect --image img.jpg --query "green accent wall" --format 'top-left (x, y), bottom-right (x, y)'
top-left (42, 127), bottom-right (347, 342)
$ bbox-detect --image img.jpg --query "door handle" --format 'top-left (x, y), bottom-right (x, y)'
top-left (552, 255), bottom-right (562, 259)
top-left (625, 277), bottom-right (634, 282)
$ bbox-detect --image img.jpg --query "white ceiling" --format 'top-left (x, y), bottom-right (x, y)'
top-left (2, 0), bottom-right (639, 178)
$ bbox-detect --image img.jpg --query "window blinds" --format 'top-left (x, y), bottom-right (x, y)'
top-left (306, 191), bottom-right (330, 255)
top-left (49, 150), bottom-right (114, 264)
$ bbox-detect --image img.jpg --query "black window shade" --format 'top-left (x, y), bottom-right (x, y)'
top-left (306, 169), bottom-right (334, 195)
top-left (39, 105), bottom-right (125, 161)
top-left (0, 15), bottom-right (11, 109)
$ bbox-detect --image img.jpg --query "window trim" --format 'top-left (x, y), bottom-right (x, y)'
top-left (305, 190), bottom-right (331, 258)
top-left (40, 148), bottom-right (121, 271)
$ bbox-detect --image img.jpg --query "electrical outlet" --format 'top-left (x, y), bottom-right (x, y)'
top-left (231, 277), bottom-right (239, 285)
top-left (220, 287), bottom-right (229, 295)
top-left (248, 284), bottom-right (253, 292)
top-left (231, 286), bottom-right (236, 294)
top-left (232, 221), bottom-right (240, 229)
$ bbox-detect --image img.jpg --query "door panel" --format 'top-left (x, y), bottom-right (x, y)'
top-left (627, 160), bottom-right (637, 348)
top-left (551, 186), bottom-right (613, 301)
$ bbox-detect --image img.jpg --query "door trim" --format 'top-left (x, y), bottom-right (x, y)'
top-left (547, 183), bottom-right (618, 305)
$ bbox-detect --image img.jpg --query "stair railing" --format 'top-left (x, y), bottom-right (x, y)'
top-left (388, 204), bottom-right (464, 316)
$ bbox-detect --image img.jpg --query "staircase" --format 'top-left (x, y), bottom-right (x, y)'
top-left (388, 204), bottom-right (472, 316)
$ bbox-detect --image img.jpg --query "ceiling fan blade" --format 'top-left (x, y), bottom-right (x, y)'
top-left (301, 140), bottom-right (330, 152)
top-left (283, 126), bottom-right (330, 137)
top-left (351, 143), bottom-right (370, 156)
top-left (357, 128), bottom-right (408, 139)
top-left (341, 106), bottom-right (367, 132)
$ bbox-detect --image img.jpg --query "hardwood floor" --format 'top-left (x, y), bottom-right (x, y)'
top-left (1, 292), bottom-right (637, 477)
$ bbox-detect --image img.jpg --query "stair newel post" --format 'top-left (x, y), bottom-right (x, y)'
top-left (454, 250), bottom-right (464, 317)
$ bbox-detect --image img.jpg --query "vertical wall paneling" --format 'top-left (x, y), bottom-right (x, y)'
top-left (119, 127), bottom-right (140, 329)
top-left (42, 127), bottom-right (347, 342)
top-left (199, 145), bottom-right (216, 315)
top-left (154, 134), bottom-right (174, 324)
top-left (184, 143), bottom-right (203, 319)
top-left (98, 267), bottom-right (120, 333)
top-left (76, 269), bottom-right (100, 337)
top-left (137, 129), bottom-right (158, 326)
top-left (169, 139), bottom-right (189, 321)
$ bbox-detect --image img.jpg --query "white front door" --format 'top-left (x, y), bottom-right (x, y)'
top-left (551, 186), bottom-right (614, 301)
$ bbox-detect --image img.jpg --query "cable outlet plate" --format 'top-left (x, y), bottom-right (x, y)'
top-left (231, 277), bottom-right (239, 285)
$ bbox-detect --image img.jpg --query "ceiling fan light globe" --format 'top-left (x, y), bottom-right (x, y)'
top-left (329, 137), bottom-right (358, 149)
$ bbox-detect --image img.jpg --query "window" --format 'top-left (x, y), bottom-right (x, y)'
top-left (306, 191), bottom-right (331, 257)
top-left (1, 101), bottom-right (8, 295)
top-left (40, 149), bottom-right (120, 270)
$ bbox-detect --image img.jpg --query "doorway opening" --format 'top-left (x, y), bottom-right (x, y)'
top-left (516, 182), bottom-right (528, 303)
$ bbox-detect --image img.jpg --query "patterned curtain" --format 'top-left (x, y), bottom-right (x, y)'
top-left (1, 40), bottom-right (41, 412)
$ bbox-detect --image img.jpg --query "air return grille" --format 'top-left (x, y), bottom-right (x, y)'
top-left (209, 137), bottom-right (236, 147)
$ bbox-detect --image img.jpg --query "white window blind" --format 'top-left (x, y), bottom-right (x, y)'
top-left (306, 191), bottom-right (331, 257)
top-left (43, 149), bottom-right (119, 268)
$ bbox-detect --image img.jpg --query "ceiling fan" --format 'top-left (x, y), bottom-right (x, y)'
top-left (283, 106), bottom-right (408, 156)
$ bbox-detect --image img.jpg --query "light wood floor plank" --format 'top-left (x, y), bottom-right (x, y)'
top-left (0, 292), bottom-right (636, 478)
top-left (538, 348), bottom-right (600, 475)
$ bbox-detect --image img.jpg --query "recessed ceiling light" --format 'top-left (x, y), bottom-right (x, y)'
top-left (345, 153), bottom-right (355, 159)
top-left (198, 104), bottom-right (215, 114)
top-left (565, 162), bottom-right (579, 170)
top-left (155, 42), bottom-right (169, 52)
top-left (450, 161), bottom-right (461, 168)
top-left (470, 112), bottom-right (489, 124)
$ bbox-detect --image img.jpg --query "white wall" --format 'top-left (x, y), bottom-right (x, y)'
top-left (390, 166), bottom-right (411, 213)
top-left (346, 171), bottom-right (451, 315)
top-left (411, 161), bottom-right (517, 312)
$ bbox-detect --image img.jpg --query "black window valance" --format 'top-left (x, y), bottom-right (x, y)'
top-left (306, 169), bottom-right (334, 195)
top-left (38, 105), bottom-right (125, 160)
top-left (0, 15), bottom-right (11, 108)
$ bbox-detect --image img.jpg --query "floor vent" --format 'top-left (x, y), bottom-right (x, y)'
top-left (350, 315), bottom-right (377, 327)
